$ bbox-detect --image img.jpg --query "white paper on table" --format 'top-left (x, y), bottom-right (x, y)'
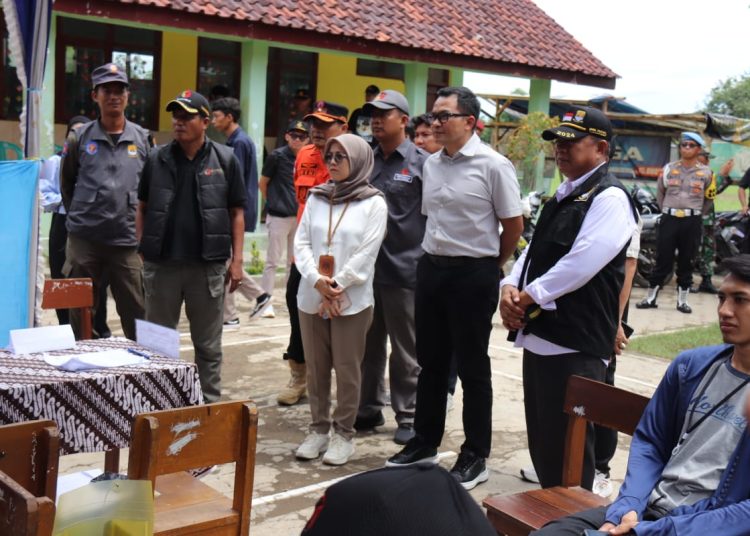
top-left (56, 469), bottom-right (104, 504)
top-left (136, 319), bottom-right (180, 359)
top-left (8, 324), bottom-right (76, 354)
top-left (44, 349), bottom-right (146, 372)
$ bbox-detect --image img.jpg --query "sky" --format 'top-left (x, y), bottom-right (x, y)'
top-left (464, 0), bottom-right (750, 114)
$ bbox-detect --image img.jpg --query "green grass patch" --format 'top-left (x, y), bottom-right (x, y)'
top-left (628, 323), bottom-right (722, 359)
top-left (715, 185), bottom-right (741, 213)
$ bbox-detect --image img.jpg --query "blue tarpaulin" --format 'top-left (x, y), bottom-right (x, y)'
top-left (0, 160), bottom-right (39, 347)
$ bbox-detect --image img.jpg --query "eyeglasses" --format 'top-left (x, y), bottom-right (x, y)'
top-left (680, 142), bottom-right (699, 148)
top-left (426, 112), bottom-right (471, 125)
top-left (324, 151), bottom-right (348, 164)
top-left (288, 132), bottom-right (308, 141)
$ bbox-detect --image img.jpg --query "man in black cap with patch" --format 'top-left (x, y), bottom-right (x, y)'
top-left (136, 89), bottom-right (246, 403)
top-left (355, 90), bottom-right (426, 446)
top-left (61, 62), bottom-right (152, 340)
top-left (499, 106), bottom-right (638, 490)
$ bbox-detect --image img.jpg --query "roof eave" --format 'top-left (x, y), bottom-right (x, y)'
top-left (54, 0), bottom-right (617, 89)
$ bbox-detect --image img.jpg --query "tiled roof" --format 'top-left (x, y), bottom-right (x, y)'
top-left (74, 0), bottom-right (618, 83)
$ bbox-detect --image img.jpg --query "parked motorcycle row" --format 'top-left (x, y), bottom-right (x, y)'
top-left (514, 185), bottom-right (749, 288)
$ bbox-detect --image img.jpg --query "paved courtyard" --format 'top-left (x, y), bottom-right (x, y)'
top-left (52, 274), bottom-right (722, 535)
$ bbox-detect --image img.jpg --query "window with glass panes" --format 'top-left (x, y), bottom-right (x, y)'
top-left (55, 18), bottom-right (161, 129)
top-left (197, 38), bottom-right (241, 98)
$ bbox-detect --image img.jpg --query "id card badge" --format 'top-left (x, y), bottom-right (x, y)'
top-left (318, 254), bottom-right (335, 277)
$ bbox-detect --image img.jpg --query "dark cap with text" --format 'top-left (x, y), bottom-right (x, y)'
top-left (91, 63), bottom-right (129, 88)
top-left (166, 90), bottom-right (211, 118)
top-left (542, 106), bottom-right (612, 142)
top-left (305, 101), bottom-right (349, 123)
top-left (287, 119), bottom-right (309, 134)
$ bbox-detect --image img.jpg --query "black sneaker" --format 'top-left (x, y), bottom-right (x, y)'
top-left (385, 439), bottom-right (438, 467)
top-left (250, 294), bottom-right (272, 318)
top-left (450, 451), bottom-right (489, 490)
top-left (393, 424), bottom-right (415, 445)
top-left (354, 411), bottom-right (385, 431)
top-left (223, 318), bottom-right (240, 326)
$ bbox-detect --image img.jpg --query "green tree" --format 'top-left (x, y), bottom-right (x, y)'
top-left (505, 111), bottom-right (558, 193)
top-left (704, 73), bottom-right (750, 118)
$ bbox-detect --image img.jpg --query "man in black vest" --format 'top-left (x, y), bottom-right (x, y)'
top-left (499, 106), bottom-right (638, 490)
top-left (136, 90), bottom-right (246, 403)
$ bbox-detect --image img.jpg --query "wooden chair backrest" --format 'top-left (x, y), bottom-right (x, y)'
top-left (561, 375), bottom-right (650, 487)
top-left (41, 278), bottom-right (94, 339)
top-left (127, 401), bottom-right (258, 530)
top-left (0, 420), bottom-right (59, 501)
top-left (0, 471), bottom-right (55, 536)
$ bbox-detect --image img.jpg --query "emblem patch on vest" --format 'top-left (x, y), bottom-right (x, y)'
top-left (85, 141), bottom-right (98, 155)
top-left (127, 144), bottom-right (137, 157)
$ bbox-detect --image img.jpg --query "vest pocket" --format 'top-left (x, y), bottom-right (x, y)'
top-left (72, 184), bottom-right (98, 203)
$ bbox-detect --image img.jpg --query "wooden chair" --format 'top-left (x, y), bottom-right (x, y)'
top-left (41, 278), bottom-right (94, 340)
top-left (483, 376), bottom-right (650, 535)
top-left (0, 471), bottom-right (55, 536)
top-left (127, 400), bottom-right (258, 535)
top-left (0, 420), bottom-right (60, 502)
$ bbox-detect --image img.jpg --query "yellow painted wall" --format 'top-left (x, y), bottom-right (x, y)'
top-left (316, 53), bottom-right (405, 117)
top-left (159, 32), bottom-right (199, 131)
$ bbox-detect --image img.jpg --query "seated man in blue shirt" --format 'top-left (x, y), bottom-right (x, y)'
top-left (533, 255), bottom-right (750, 535)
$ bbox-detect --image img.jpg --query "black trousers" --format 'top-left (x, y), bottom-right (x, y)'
top-left (594, 356), bottom-right (618, 475)
top-left (523, 350), bottom-right (606, 490)
top-left (413, 255), bottom-right (500, 459)
top-left (531, 506), bottom-right (608, 535)
top-left (650, 214), bottom-right (702, 289)
top-left (284, 263), bottom-right (305, 363)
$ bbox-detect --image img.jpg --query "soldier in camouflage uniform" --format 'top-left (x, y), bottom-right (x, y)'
top-left (694, 152), bottom-right (734, 293)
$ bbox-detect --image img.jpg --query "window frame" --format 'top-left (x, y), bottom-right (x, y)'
top-left (196, 37), bottom-right (242, 98)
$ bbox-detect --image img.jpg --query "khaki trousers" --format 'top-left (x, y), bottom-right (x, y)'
top-left (222, 264), bottom-right (265, 322)
top-left (261, 214), bottom-right (296, 294)
top-left (65, 234), bottom-right (144, 340)
top-left (299, 307), bottom-right (373, 440)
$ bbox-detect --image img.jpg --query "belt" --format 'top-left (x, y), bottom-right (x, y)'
top-left (424, 253), bottom-right (498, 267)
top-left (662, 208), bottom-right (701, 218)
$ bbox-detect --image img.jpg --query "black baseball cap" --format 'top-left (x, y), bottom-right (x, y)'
top-left (542, 106), bottom-right (613, 142)
top-left (294, 88), bottom-right (311, 100)
top-left (301, 465), bottom-right (497, 536)
top-left (305, 100), bottom-right (349, 123)
top-left (363, 89), bottom-right (410, 115)
top-left (166, 90), bottom-right (211, 118)
top-left (287, 120), bottom-right (309, 134)
top-left (91, 63), bottom-right (129, 89)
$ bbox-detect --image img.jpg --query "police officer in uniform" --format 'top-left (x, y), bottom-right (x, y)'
top-left (61, 63), bottom-right (152, 339)
top-left (637, 132), bottom-right (712, 313)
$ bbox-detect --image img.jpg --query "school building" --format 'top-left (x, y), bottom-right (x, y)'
top-left (0, 0), bottom-right (616, 159)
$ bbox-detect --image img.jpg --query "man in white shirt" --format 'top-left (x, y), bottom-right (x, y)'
top-left (499, 106), bottom-right (638, 491)
top-left (386, 86), bottom-right (523, 491)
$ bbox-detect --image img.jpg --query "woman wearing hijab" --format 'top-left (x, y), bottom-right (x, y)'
top-left (294, 133), bottom-right (388, 465)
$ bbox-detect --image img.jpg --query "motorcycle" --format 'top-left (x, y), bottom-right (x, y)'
top-left (630, 185), bottom-right (674, 288)
top-left (714, 210), bottom-right (748, 267)
top-left (514, 190), bottom-right (545, 259)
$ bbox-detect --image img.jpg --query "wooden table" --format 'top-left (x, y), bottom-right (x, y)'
top-left (0, 337), bottom-right (203, 472)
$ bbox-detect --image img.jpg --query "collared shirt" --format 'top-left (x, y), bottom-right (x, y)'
top-left (657, 160), bottom-right (712, 213)
top-left (370, 138), bottom-right (427, 289)
top-left (421, 133), bottom-right (521, 257)
top-left (501, 162), bottom-right (636, 358)
top-left (262, 145), bottom-right (298, 217)
top-left (294, 144), bottom-right (330, 222)
top-left (60, 118), bottom-right (151, 246)
top-left (40, 154), bottom-right (64, 214)
top-left (294, 194), bottom-right (388, 315)
top-left (226, 126), bottom-right (259, 232)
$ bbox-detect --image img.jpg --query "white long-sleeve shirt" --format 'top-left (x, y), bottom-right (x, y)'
top-left (501, 164), bottom-right (637, 357)
top-left (294, 193), bottom-right (388, 315)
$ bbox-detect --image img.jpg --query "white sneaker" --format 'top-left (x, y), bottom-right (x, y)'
top-left (446, 393), bottom-right (455, 412)
top-left (520, 465), bottom-right (540, 483)
top-left (261, 304), bottom-right (276, 318)
top-left (322, 433), bottom-right (354, 466)
top-left (295, 432), bottom-right (329, 460)
top-left (593, 470), bottom-right (614, 498)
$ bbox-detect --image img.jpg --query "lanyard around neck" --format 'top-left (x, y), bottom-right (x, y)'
top-left (673, 357), bottom-right (750, 455)
top-left (327, 199), bottom-right (351, 253)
